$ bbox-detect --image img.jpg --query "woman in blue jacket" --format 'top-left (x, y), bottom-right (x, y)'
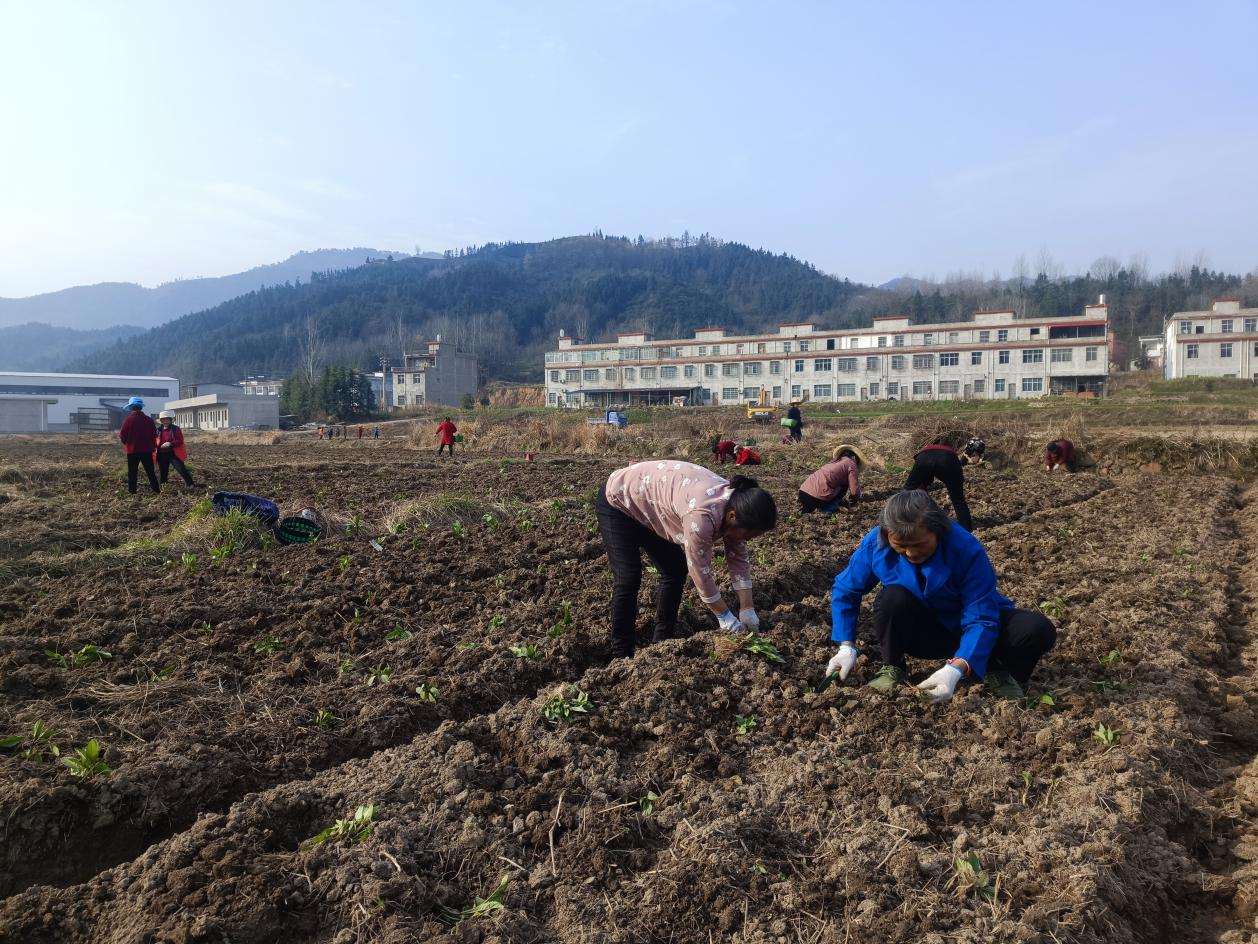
top-left (825, 489), bottom-right (1055, 701)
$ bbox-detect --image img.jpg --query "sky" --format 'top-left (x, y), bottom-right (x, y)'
top-left (1, 0), bottom-right (1255, 297)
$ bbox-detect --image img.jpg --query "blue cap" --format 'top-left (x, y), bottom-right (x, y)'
top-left (127, 396), bottom-right (145, 408)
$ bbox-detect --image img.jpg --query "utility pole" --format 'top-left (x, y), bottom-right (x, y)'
top-left (377, 353), bottom-right (390, 412)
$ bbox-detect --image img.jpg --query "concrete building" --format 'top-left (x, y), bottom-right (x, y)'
top-left (1163, 299), bottom-right (1258, 382)
top-left (164, 383), bottom-right (280, 430)
top-left (239, 376), bottom-right (283, 397)
top-left (0, 371), bottom-right (179, 432)
top-left (390, 339), bottom-right (478, 409)
top-left (544, 304), bottom-right (1110, 409)
top-left (1135, 336), bottom-right (1165, 370)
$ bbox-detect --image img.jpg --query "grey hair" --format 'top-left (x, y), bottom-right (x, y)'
top-left (878, 489), bottom-right (952, 546)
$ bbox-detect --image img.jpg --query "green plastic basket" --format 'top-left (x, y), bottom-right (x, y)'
top-left (275, 516), bottom-right (322, 545)
top-left (454, 433), bottom-right (464, 442)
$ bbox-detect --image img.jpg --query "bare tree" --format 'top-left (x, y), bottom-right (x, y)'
top-left (298, 314), bottom-right (326, 380)
top-left (1090, 255), bottom-right (1121, 282)
top-left (389, 313), bottom-right (411, 358)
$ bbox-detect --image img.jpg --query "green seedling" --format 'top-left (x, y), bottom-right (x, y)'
top-left (148, 664), bottom-right (176, 682)
top-left (337, 657), bottom-right (355, 675)
top-left (487, 614), bottom-right (506, 633)
top-left (754, 548), bottom-right (770, 567)
top-left (1099, 649), bottom-right (1123, 668)
top-left (482, 513), bottom-right (499, 530)
top-left (1092, 722), bottom-right (1121, 746)
top-left (753, 862), bottom-right (769, 875)
top-left (193, 620), bottom-right (212, 636)
top-left (542, 688), bottom-right (592, 724)
top-left (350, 607), bottom-right (365, 624)
top-left (338, 555), bottom-right (351, 573)
top-left (62, 739), bottom-right (111, 779)
top-left (385, 625), bottom-right (413, 642)
top-left (46, 644), bottom-right (113, 669)
top-left (639, 791), bottom-right (659, 815)
top-left (741, 634), bottom-right (785, 665)
top-left (645, 564), bottom-right (659, 576)
top-left (306, 803), bottom-right (375, 847)
top-left (451, 521), bottom-right (466, 538)
top-left (181, 552), bottom-right (198, 574)
top-left (548, 602), bottom-right (573, 638)
top-left (313, 710), bottom-right (340, 729)
top-left (510, 644), bottom-right (541, 660)
top-left (1023, 692), bottom-right (1057, 711)
top-left (345, 514), bottom-right (365, 535)
top-left (1020, 771), bottom-right (1034, 804)
top-left (519, 518), bottom-right (533, 532)
top-left (953, 851), bottom-right (995, 900)
top-left (366, 665), bottom-right (392, 686)
top-left (735, 714), bottom-right (757, 735)
top-left (1, 720), bottom-right (61, 762)
top-left (388, 521), bottom-right (406, 535)
top-left (209, 545), bottom-right (233, 566)
top-left (254, 636), bottom-right (282, 655)
top-left (443, 875), bottom-right (510, 925)
top-left (1039, 597), bottom-right (1070, 621)
top-left (455, 641), bottom-right (479, 651)
top-left (414, 682), bottom-right (440, 703)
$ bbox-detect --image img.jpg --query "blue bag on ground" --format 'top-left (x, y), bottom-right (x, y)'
top-left (211, 491), bottom-right (280, 528)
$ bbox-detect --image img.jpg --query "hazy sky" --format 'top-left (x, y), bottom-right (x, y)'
top-left (2, 1), bottom-right (1255, 297)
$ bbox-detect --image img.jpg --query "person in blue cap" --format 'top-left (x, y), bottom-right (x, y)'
top-left (118, 397), bottom-right (160, 494)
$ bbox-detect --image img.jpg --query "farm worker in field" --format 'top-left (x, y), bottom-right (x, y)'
top-left (786, 404), bottom-right (804, 442)
top-left (904, 439), bottom-right (973, 532)
top-left (357, 425), bottom-right (364, 439)
top-left (372, 426), bottom-right (380, 439)
top-left (960, 437), bottom-right (987, 466)
top-left (317, 425), bottom-right (325, 440)
top-left (436, 417), bottom-right (458, 457)
top-left (155, 411), bottom-right (194, 486)
top-left (734, 445), bottom-right (761, 466)
top-left (798, 444), bottom-right (865, 514)
top-left (118, 397), bottom-right (160, 495)
top-left (825, 490), bottom-right (1055, 701)
top-left (1044, 439), bottom-right (1077, 472)
top-left (597, 461), bottom-right (778, 659)
top-left (712, 438), bottom-right (738, 464)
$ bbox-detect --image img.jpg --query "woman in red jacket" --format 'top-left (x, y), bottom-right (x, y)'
top-left (733, 445), bottom-right (762, 466)
top-left (435, 417), bottom-right (458, 457)
top-left (156, 411), bottom-right (194, 486)
top-left (119, 397), bottom-right (160, 494)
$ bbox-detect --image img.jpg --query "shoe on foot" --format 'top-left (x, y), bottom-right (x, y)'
top-left (865, 665), bottom-right (907, 692)
top-left (984, 670), bottom-right (1024, 700)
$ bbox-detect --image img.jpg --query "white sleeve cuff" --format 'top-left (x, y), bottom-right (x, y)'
top-left (698, 589), bottom-right (723, 604)
top-left (730, 578), bottom-right (753, 592)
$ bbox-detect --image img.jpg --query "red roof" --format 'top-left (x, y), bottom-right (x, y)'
top-left (973, 309), bottom-right (1016, 315)
top-left (1215, 297), bottom-right (1242, 303)
top-left (871, 315), bottom-right (907, 322)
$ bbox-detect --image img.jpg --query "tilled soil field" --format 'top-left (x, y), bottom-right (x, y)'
top-left (0, 436), bottom-right (1255, 943)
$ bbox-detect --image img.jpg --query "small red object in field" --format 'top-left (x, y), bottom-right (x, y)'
top-left (525, 452), bottom-right (537, 461)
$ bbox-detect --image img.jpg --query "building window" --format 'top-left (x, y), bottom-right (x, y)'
top-left (604, 368), bottom-right (615, 380)
top-left (794, 359), bottom-right (805, 372)
top-left (722, 387), bottom-right (739, 401)
top-left (745, 362), bottom-right (763, 376)
top-left (783, 341), bottom-right (792, 353)
top-left (742, 386), bottom-right (759, 400)
top-left (837, 383), bottom-right (856, 397)
top-left (813, 358), bottom-right (832, 372)
top-left (1221, 342), bottom-right (1233, 358)
top-left (683, 365), bottom-right (696, 378)
top-left (1022, 377), bottom-right (1044, 393)
top-left (772, 385), bottom-right (782, 399)
top-left (826, 338), bottom-right (836, 351)
top-left (886, 382), bottom-right (899, 396)
top-left (939, 380), bottom-right (960, 394)
top-left (970, 352), bottom-right (982, 366)
top-left (625, 368), bottom-right (636, 380)
top-left (703, 364), bottom-right (715, 378)
top-left (799, 340), bottom-right (810, 352)
top-left (869, 382), bottom-right (880, 396)
top-left (866, 356), bottom-right (880, 371)
top-left (1085, 347), bottom-right (1098, 362)
top-left (836, 357), bottom-right (857, 372)
top-left (757, 342), bottom-right (767, 354)
top-left (912, 354), bottom-right (934, 369)
top-left (939, 352), bottom-right (959, 367)
top-left (547, 392), bottom-right (556, 405)
top-left (722, 364), bottom-right (739, 377)
top-left (947, 332), bottom-right (959, 343)
top-left (1186, 344), bottom-right (1199, 359)
top-left (893, 335), bottom-right (905, 347)
top-left (790, 384), bottom-right (801, 399)
top-left (735, 343), bottom-right (745, 355)
top-left (1029, 328), bottom-right (1041, 337)
top-left (1022, 349), bottom-right (1044, 364)
top-left (1179, 321), bottom-right (1192, 334)
top-left (994, 379), bottom-right (1006, 393)
top-left (565, 369), bottom-right (580, 382)
top-left (698, 345), bottom-right (708, 356)
top-left (1050, 348), bottom-right (1073, 363)
top-left (998, 350), bottom-right (1010, 365)
top-left (974, 379), bottom-right (986, 393)
top-left (813, 384), bottom-right (832, 398)
top-left (1245, 318), bottom-right (1257, 333)
top-left (1221, 319), bottom-right (1234, 333)
top-left (912, 381), bottom-right (932, 396)
top-left (1195, 325), bottom-right (1205, 334)
top-left (397, 395), bottom-right (407, 406)
top-left (877, 336), bottom-right (887, 347)
top-left (922, 333), bottom-right (934, 346)
top-left (641, 367), bottom-right (657, 380)
top-left (660, 366), bottom-right (677, 379)
top-left (891, 355), bottom-right (906, 371)
top-left (979, 330), bottom-right (990, 343)
top-left (997, 329), bottom-right (1009, 342)
top-left (549, 370), bottom-right (560, 382)
top-left (769, 361), bottom-right (782, 375)
top-left (583, 369), bottom-right (598, 381)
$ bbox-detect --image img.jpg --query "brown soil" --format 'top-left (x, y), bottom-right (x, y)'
top-left (0, 434), bottom-right (1254, 943)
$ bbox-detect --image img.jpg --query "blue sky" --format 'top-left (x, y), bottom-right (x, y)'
top-left (1, 0), bottom-right (1255, 297)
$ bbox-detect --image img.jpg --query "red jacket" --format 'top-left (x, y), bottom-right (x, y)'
top-left (734, 448), bottom-right (761, 466)
top-left (156, 423), bottom-right (188, 461)
top-left (1045, 439), bottom-right (1076, 467)
top-left (119, 411), bottom-right (158, 455)
top-left (436, 420), bottom-right (457, 445)
top-left (914, 443), bottom-right (957, 458)
top-left (714, 440), bottom-right (737, 463)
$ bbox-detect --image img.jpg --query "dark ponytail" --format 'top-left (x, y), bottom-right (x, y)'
top-left (727, 476), bottom-right (777, 531)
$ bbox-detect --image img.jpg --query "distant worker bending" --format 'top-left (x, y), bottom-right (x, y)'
top-left (1044, 439), bottom-right (1077, 472)
top-left (960, 437), bottom-right (987, 466)
top-left (798, 444), bottom-right (864, 514)
top-left (436, 417), bottom-right (458, 457)
top-left (712, 438), bottom-right (738, 464)
top-left (733, 445), bottom-right (761, 466)
top-left (904, 438), bottom-right (972, 531)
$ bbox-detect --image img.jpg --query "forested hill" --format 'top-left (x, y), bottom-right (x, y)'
top-left (70, 234), bottom-right (1256, 384)
top-left (69, 235), bottom-right (867, 383)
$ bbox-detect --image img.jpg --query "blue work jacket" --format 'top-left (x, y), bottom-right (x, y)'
top-left (830, 523), bottom-right (1012, 676)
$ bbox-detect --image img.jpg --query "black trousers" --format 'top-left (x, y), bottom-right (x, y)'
top-left (157, 452), bottom-right (194, 485)
top-left (596, 484), bottom-right (688, 658)
top-left (904, 450), bottom-right (973, 531)
top-left (127, 453), bottom-right (160, 494)
top-left (871, 584), bottom-right (1055, 687)
top-left (437, 442), bottom-right (455, 456)
top-left (798, 489), bottom-right (845, 514)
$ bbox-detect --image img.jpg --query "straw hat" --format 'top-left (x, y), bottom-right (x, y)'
top-left (832, 443), bottom-right (868, 468)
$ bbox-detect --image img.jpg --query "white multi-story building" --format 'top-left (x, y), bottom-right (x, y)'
top-left (543, 303), bottom-right (1110, 409)
top-left (0, 371), bottom-right (180, 432)
top-left (390, 338), bottom-right (479, 409)
top-left (1163, 298), bottom-right (1258, 382)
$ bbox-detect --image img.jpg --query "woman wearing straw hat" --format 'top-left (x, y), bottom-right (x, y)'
top-left (798, 444), bottom-right (866, 514)
top-left (155, 411), bottom-right (195, 486)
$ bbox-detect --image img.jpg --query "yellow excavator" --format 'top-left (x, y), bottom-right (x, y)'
top-left (746, 387), bottom-right (777, 423)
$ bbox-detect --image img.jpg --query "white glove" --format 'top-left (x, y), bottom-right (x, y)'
top-left (826, 644), bottom-right (858, 680)
top-left (917, 664), bottom-right (963, 702)
top-left (739, 608), bottom-right (760, 631)
top-left (716, 610), bottom-right (744, 634)
top-left (160, 442), bottom-right (172, 449)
